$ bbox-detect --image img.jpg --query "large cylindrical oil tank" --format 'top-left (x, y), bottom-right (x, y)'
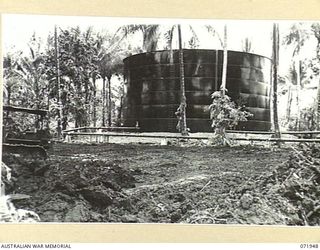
top-left (123, 49), bottom-right (271, 132)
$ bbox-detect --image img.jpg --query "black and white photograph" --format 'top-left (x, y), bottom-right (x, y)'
top-left (1, 14), bottom-right (320, 226)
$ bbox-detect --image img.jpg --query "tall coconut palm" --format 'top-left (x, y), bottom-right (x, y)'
top-left (97, 32), bottom-right (126, 127)
top-left (46, 26), bottom-right (101, 130)
top-left (206, 24), bottom-right (228, 95)
top-left (317, 79), bottom-right (320, 130)
top-left (221, 25), bottom-right (228, 95)
top-left (242, 37), bottom-right (252, 53)
top-left (272, 23), bottom-right (281, 140)
top-left (91, 70), bottom-right (98, 127)
top-left (295, 60), bottom-right (301, 130)
top-left (54, 25), bottom-right (62, 138)
top-left (163, 24), bottom-right (197, 135)
top-left (284, 23), bottom-right (310, 130)
top-left (100, 27), bottom-right (140, 127)
top-left (285, 70), bottom-right (294, 124)
top-left (177, 24), bottom-right (188, 135)
top-left (3, 52), bottom-right (24, 106)
top-left (9, 35), bottom-right (48, 130)
top-left (311, 23), bottom-right (320, 130)
top-left (284, 63), bottom-right (299, 124)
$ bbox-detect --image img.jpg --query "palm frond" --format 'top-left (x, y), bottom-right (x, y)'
top-left (188, 25), bottom-right (200, 48)
top-left (142, 25), bottom-right (160, 51)
top-left (29, 47), bottom-right (35, 60)
top-left (163, 26), bottom-right (175, 50)
top-left (205, 25), bottom-right (224, 48)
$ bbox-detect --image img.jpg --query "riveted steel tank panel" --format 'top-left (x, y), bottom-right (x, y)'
top-left (123, 49), bottom-right (271, 132)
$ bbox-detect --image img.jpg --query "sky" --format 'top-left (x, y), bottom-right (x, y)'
top-left (2, 14), bottom-right (319, 85)
top-left (3, 14), bottom-right (274, 55)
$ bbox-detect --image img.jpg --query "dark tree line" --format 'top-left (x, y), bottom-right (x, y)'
top-left (3, 26), bottom-right (134, 136)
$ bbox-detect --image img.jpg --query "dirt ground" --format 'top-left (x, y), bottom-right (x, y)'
top-left (2, 142), bottom-right (297, 224)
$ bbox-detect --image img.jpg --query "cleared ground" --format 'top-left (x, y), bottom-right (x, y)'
top-left (3, 141), bottom-right (298, 224)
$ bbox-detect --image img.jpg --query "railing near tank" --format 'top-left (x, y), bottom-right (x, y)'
top-left (226, 130), bottom-right (320, 135)
top-left (226, 130), bottom-right (320, 138)
top-left (62, 126), bottom-right (140, 134)
top-left (63, 130), bottom-right (320, 144)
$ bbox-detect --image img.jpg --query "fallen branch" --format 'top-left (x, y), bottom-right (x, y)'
top-left (200, 180), bottom-right (211, 192)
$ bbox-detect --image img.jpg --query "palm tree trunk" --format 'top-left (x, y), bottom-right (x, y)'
top-left (7, 86), bottom-right (11, 106)
top-left (92, 76), bottom-right (97, 127)
top-left (34, 78), bottom-right (40, 129)
top-left (107, 76), bottom-right (112, 127)
top-left (317, 79), bottom-right (320, 130)
top-left (54, 25), bottom-right (62, 139)
top-left (272, 23), bottom-right (281, 141)
top-left (214, 49), bottom-right (219, 91)
top-left (6, 86), bottom-right (11, 122)
top-left (296, 60), bottom-right (301, 130)
top-left (286, 84), bottom-right (293, 123)
top-left (177, 24), bottom-right (188, 135)
top-left (102, 77), bottom-right (106, 127)
top-left (117, 95), bottom-right (124, 126)
top-left (221, 25), bottom-right (228, 95)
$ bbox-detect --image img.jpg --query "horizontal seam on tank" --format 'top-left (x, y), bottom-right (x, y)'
top-left (136, 118), bottom-right (271, 122)
top-left (138, 90), bottom-right (270, 97)
top-left (136, 104), bottom-right (270, 109)
top-left (128, 77), bottom-right (270, 83)
top-left (125, 63), bottom-right (269, 71)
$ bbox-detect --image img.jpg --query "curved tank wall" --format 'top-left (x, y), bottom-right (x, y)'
top-left (123, 49), bottom-right (272, 132)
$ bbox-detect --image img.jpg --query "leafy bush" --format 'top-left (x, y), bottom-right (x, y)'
top-left (3, 113), bottom-right (36, 138)
top-left (209, 91), bottom-right (253, 145)
top-left (283, 106), bottom-right (317, 131)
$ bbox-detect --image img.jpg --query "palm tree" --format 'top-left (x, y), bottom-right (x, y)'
top-left (97, 32), bottom-right (126, 127)
top-left (242, 37), bottom-right (252, 53)
top-left (284, 23), bottom-right (310, 130)
top-left (3, 52), bottom-right (24, 106)
top-left (311, 23), bottom-right (320, 130)
top-left (295, 60), bottom-right (301, 130)
top-left (285, 68), bottom-right (294, 124)
top-left (118, 25), bottom-right (160, 52)
top-left (10, 35), bottom-right (48, 130)
top-left (177, 24), bottom-right (188, 135)
top-left (54, 26), bottom-right (62, 138)
top-left (317, 80), bottom-right (320, 130)
top-left (272, 23), bottom-right (281, 140)
top-left (91, 70), bottom-right (98, 127)
top-left (105, 56), bottom-right (123, 127)
top-left (206, 24), bottom-right (229, 95)
top-left (221, 25), bottom-right (228, 95)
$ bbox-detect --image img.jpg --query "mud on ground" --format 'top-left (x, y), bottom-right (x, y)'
top-left (2, 142), bottom-right (296, 224)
